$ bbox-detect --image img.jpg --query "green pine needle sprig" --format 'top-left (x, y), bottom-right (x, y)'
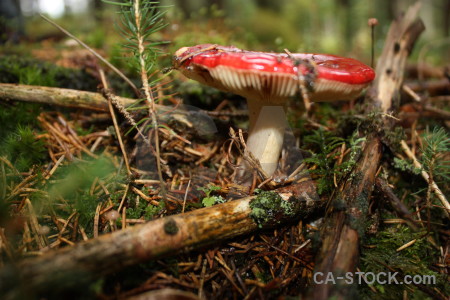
top-left (420, 127), bottom-right (450, 184)
top-left (105, 0), bottom-right (169, 84)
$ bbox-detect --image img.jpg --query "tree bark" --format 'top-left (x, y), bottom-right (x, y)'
top-left (0, 181), bottom-right (323, 298)
top-left (306, 2), bottom-right (425, 300)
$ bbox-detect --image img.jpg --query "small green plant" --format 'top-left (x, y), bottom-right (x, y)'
top-left (392, 127), bottom-right (449, 221)
top-left (303, 129), bottom-right (344, 194)
top-left (103, 0), bottom-right (170, 196)
top-left (339, 131), bottom-right (366, 175)
top-left (7, 59), bottom-right (57, 86)
top-left (0, 101), bottom-right (41, 138)
top-left (420, 127), bottom-right (450, 228)
top-left (421, 127), bottom-right (450, 186)
top-left (103, 0), bottom-right (168, 77)
top-left (303, 129), bottom-right (365, 194)
top-left (198, 184), bottom-right (224, 207)
top-left (126, 197), bottom-right (164, 220)
top-left (393, 127), bottom-right (449, 186)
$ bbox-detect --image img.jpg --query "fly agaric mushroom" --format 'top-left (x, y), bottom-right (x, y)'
top-left (173, 44), bottom-right (375, 177)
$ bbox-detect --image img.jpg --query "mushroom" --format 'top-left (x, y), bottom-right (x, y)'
top-left (173, 44), bottom-right (375, 177)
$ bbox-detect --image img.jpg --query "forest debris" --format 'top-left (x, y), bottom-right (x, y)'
top-left (307, 2), bottom-right (426, 300)
top-left (400, 140), bottom-right (450, 217)
top-left (25, 199), bottom-right (48, 249)
top-left (405, 79), bottom-right (450, 96)
top-left (396, 239), bottom-right (417, 252)
top-left (405, 63), bottom-right (446, 79)
top-left (403, 84), bottom-right (422, 102)
top-left (375, 178), bottom-right (418, 229)
top-left (0, 180), bottom-right (323, 297)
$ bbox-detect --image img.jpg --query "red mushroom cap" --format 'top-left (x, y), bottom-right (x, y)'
top-left (174, 44), bottom-right (375, 102)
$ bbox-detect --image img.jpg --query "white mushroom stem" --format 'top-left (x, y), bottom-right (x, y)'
top-left (245, 98), bottom-right (288, 176)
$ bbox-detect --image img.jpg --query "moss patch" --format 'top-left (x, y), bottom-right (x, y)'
top-left (249, 191), bottom-right (294, 228)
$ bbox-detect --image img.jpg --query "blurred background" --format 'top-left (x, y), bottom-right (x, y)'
top-left (1, 0), bottom-right (449, 64)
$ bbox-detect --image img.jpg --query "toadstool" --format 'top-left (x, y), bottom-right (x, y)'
top-left (173, 44), bottom-right (375, 178)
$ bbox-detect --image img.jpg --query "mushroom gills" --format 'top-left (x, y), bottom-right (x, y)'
top-left (210, 66), bottom-right (301, 101)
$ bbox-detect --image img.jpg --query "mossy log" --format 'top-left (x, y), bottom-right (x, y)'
top-left (0, 181), bottom-right (322, 298)
top-left (307, 2), bottom-right (425, 300)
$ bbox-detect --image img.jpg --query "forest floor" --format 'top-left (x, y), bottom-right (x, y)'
top-left (0, 4), bottom-right (449, 300)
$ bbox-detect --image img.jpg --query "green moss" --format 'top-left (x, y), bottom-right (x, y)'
top-left (382, 126), bottom-right (406, 153)
top-left (1, 125), bottom-right (46, 172)
top-left (0, 101), bottom-right (41, 137)
top-left (0, 54), bottom-right (98, 90)
top-left (145, 201), bottom-right (165, 220)
top-left (0, 102), bottom-right (48, 175)
top-left (249, 190), bottom-right (294, 228)
top-left (359, 225), bottom-right (449, 298)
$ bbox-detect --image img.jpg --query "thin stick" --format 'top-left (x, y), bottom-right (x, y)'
top-left (368, 18), bottom-right (378, 69)
top-left (40, 14), bottom-right (140, 97)
top-left (0, 160), bottom-right (6, 201)
top-left (400, 140), bottom-right (450, 218)
top-left (94, 203), bottom-right (101, 238)
top-left (117, 184), bottom-right (130, 213)
top-left (182, 178), bottom-right (191, 213)
top-left (134, 0), bottom-right (166, 200)
top-left (198, 259), bottom-right (207, 299)
top-left (100, 70), bottom-right (132, 176)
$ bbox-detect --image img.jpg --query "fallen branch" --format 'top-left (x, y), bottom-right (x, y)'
top-left (0, 83), bottom-right (222, 139)
top-left (0, 83), bottom-right (134, 111)
top-left (307, 2), bottom-right (425, 300)
top-left (375, 178), bottom-right (418, 229)
top-left (0, 181), bottom-right (323, 298)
